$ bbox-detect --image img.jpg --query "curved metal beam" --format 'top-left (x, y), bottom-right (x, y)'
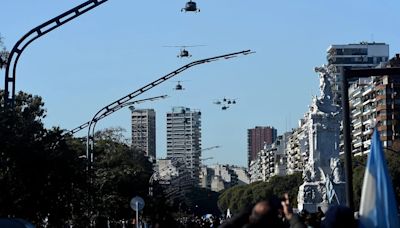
top-left (86, 49), bottom-right (253, 176)
top-left (68, 95), bottom-right (167, 135)
top-left (4, 0), bottom-right (109, 107)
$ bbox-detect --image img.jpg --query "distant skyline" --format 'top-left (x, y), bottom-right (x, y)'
top-left (1, 1), bottom-right (400, 166)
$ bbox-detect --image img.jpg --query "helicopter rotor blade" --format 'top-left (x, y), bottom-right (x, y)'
top-left (163, 45), bottom-right (206, 48)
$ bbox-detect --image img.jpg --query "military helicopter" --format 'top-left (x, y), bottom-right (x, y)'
top-left (221, 105), bottom-right (229, 110)
top-left (178, 48), bottom-right (191, 58)
top-left (213, 100), bottom-right (222, 105)
top-left (164, 45), bottom-right (205, 58)
top-left (174, 81), bottom-right (185, 90)
top-left (214, 97), bottom-right (237, 110)
top-left (181, 0), bottom-right (200, 12)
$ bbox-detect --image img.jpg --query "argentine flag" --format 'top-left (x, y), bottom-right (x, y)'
top-left (359, 128), bottom-right (399, 227)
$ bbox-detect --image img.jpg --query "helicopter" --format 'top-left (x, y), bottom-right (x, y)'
top-left (178, 48), bottom-right (191, 58)
top-left (213, 97), bottom-right (237, 110)
top-left (181, 0), bottom-right (200, 12)
top-left (164, 45), bottom-right (205, 58)
top-left (174, 81), bottom-right (185, 90)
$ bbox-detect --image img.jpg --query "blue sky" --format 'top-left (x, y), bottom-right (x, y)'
top-left (1, 0), bottom-right (399, 166)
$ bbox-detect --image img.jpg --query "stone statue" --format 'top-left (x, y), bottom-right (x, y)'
top-left (313, 65), bottom-right (338, 114)
top-left (314, 65), bottom-right (332, 101)
top-left (303, 169), bottom-right (312, 182)
top-left (330, 158), bottom-right (343, 183)
top-left (304, 186), bottom-right (314, 203)
top-left (297, 64), bottom-right (344, 212)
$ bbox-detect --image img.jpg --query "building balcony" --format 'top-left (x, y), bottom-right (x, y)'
top-left (363, 140), bottom-right (371, 147)
top-left (350, 88), bottom-right (362, 97)
top-left (353, 130), bottom-right (362, 137)
top-left (362, 98), bottom-right (376, 106)
top-left (352, 110), bottom-right (362, 117)
top-left (351, 99), bottom-right (362, 107)
top-left (353, 141), bottom-right (363, 148)
top-left (362, 109), bottom-right (372, 116)
top-left (363, 129), bottom-right (373, 136)
top-left (362, 87), bottom-right (373, 96)
top-left (353, 120), bottom-right (362, 128)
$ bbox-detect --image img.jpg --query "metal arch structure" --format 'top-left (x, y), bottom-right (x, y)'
top-left (68, 95), bottom-right (168, 135)
top-left (85, 50), bottom-right (253, 168)
top-left (4, 0), bottom-right (109, 108)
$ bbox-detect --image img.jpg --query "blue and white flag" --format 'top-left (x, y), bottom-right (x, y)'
top-left (359, 128), bottom-right (399, 228)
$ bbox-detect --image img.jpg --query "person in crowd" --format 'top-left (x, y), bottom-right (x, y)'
top-left (219, 204), bottom-right (253, 228)
top-left (320, 205), bottom-right (357, 228)
top-left (220, 195), bottom-right (289, 228)
top-left (281, 193), bottom-right (307, 228)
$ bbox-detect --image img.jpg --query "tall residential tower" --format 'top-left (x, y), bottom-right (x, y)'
top-left (327, 42), bottom-right (389, 105)
top-left (247, 126), bottom-right (277, 167)
top-left (131, 109), bottom-right (156, 158)
top-left (166, 107), bottom-right (202, 183)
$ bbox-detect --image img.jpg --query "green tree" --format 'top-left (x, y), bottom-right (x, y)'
top-left (92, 127), bottom-right (153, 222)
top-left (218, 173), bottom-right (302, 214)
top-left (0, 34), bottom-right (9, 69)
top-left (0, 91), bottom-right (87, 226)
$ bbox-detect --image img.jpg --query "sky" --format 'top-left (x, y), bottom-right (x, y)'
top-left (1, 0), bottom-right (399, 167)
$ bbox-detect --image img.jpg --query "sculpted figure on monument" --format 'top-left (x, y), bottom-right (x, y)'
top-left (314, 65), bottom-right (332, 101)
top-left (304, 169), bottom-right (312, 182)
top-left (304, 186), bottom-right (313, 203)
top-left (330, 158), bottom-right (343, 183)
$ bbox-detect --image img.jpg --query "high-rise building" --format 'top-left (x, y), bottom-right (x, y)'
top-left (249, 133), bottom-right (290, 183)
top-left (166, 107), bottom-right (201, 183)
top-left (348, 54), bottom-right (400, 155)
top-left (327, 42), bottom-right (389, 105)
top-left (327, 42), bottom-right (389, 154)
top-left (247, 126), bottom-right (277, 167)
top-left (131, 109), bottom-right (156, 158)
top-left (286, 121), bottom-right (308, 175)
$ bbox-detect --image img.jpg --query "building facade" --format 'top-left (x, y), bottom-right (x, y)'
top-left (131, 109), bottom-right (156, 158)
top-left (249, 133), bottom-right (290, 183)
top-left (200, 164), bottom-right (248, 191)
top-left (327, 42), bottom-right (389, 106)
top-left (166, 107), bottom-right (202, 183)
top-left (155, 159), bottom-right (192, 202)
top-left (247, 126), bottom-right (277, 167)
top-left (348, 55), bottom-right (400, 155)
top-left (286, 120), bottom-right (309, 175)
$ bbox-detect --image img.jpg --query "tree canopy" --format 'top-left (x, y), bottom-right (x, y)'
top-left (0, 90), bottom-right (157, 226)
top-left (218, 173), bottom-right (302, 214)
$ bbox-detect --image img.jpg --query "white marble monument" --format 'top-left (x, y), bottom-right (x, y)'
top-left (297, 65), bottom-right (346, 212)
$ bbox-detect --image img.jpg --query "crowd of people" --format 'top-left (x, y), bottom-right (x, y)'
top-left (217, 194), bottom-right (356, 228)
top-left (145, 194), bottom-right (358, 228)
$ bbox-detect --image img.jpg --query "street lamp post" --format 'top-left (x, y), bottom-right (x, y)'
top-left (83, 50), bottom-right (253, 207)
top-left (3, 0), bottom-right (109, 108)
top-left (341, 67), bottom-right (400, 210)
top-left (85, 50), bottom-right (252, 177)
top-left (68, 95), bottom-right (168, 135)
